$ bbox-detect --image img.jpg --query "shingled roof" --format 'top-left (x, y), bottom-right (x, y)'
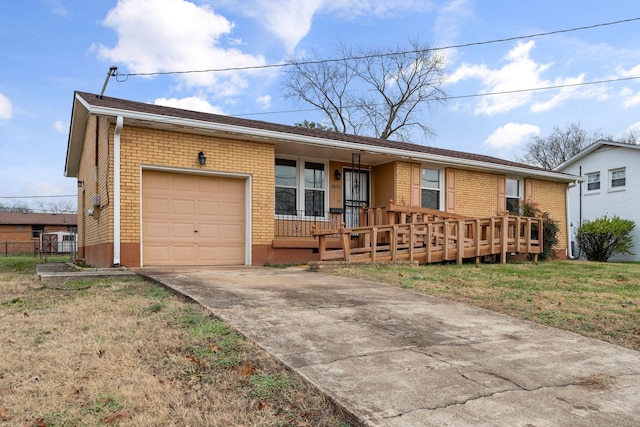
top-left (0, 212), bottom-right (77, 226)
top-left (69, 91), bottom-right (577, 181)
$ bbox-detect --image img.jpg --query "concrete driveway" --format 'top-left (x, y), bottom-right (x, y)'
top-left (136, 266), bottom-right (640, 426)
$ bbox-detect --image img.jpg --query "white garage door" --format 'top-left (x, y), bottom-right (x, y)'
top-left (142, 170), bottom-right (246, 266)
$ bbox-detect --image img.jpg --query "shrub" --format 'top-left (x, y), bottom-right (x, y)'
top-left (518, 201), bottom-right (559, 260)
top-left (576, 215), bottom-right (635, 262)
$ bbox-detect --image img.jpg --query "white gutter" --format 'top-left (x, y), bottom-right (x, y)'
top-left (566, 181), bottom-right (576, 259)
top-left (113, 115), bottom-right (123, 266)
top-left (82, 103), bottom-right (579, 183)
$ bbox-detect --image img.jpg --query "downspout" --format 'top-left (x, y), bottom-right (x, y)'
top-left (113, 115), bottom-right (123, 266)
top-left (566, 181), bottom-right (577, 259)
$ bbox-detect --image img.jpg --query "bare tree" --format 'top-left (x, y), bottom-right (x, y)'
top-left (617, 129), bottom-right (640, 145)
top-left (0, 201), bottom-right (32, 213)
top-left (35, 200), bottom-right (76, 214)
top-left (519, 123), bottom-right (606, 169)
top-left (282, 40), bottom-right (447, 142)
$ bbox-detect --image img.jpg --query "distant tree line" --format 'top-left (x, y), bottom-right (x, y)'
top-left (0, 200), bottom-right (76, 214)
top-left (518, 122), bottom-right (640, 170)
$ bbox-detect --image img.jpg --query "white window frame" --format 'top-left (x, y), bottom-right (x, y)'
top-left (609, 168), bottom-right (626, 192)
top-left (585, 172), bottom-right (600, 192)
top-left (420, 166), bottom-right (443, 210)
top-left (274, 156), bottom-right (329, 220)
top-left (506, 177), bottom-right (522, 214)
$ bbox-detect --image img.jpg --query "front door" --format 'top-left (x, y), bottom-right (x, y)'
top-left (343, 169), bottom-right (370, 228)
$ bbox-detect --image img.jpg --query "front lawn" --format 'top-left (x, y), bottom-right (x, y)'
top-left (332, 260), bottom-right (640, 351)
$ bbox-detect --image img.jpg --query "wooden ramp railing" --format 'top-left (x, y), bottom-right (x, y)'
top-left (312, 215), bottom-right (543, 265)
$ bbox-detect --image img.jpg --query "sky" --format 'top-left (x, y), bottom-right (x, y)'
top-left (1, 0), bottom-right (639, 212)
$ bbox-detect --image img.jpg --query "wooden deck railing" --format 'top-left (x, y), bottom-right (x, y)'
top-left (312, 215), bottom-right (543, 265)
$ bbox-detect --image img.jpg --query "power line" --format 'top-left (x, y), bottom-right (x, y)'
top-left (0, 195), bottom-right (76, 199)
top-left (117, 16), bottom-right (640, 78)
top-left (233, 75), bottom-right (640, 117)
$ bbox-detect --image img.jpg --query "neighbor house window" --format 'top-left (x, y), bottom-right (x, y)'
top-left (506, 178), bottom-right (520, 214)
top-left (610, 168), bottom-right (626, 189)
top-left (275, 158), bottom-right (327, 217)
top-left (421, 168), bottom-right (440, 209)
top-left (32, 225), bottom-right (44, 239)
top-left (586, 172), bottom-right (600, 191)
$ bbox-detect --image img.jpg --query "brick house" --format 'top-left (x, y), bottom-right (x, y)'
top-left (65, 91), bottom-right (578, 267)
top-left (0, 212), bottom-right (77, 255)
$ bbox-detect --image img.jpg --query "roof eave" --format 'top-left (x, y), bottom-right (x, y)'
top-left (64, 93), bottom-right (92, 178)
top-left (79, 96), bottom-right (579, 183)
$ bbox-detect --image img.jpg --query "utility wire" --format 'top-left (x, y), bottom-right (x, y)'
top-left (118, 16), bottom-right (640, 77)
top-left (233, 75), bottom-right (640, 117)
top-left (0, 195), bottom-right (76, 199)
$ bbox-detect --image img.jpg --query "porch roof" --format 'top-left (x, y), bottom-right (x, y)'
top-left (66, 91), bottom-right (578, 183)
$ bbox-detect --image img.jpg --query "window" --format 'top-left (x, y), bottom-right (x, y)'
top-left (304, 162), bottom-right (325, 216)
top-left (586, 172), bottom-right (600, 191)
top-left (32, 225), bottom-right (44, 239)
top-left (275, 158), bottom-right (297, 215)
top-left (421, 168), bottom-right (440, 209)
top-left (275, 158), bottom-right (327, 217)
top-left (506, 178), bottom-right (520, 214)
top-left (610, 168), bottom-right (626, 189)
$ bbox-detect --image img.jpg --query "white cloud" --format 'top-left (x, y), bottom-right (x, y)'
top-left (484, 123), bottom-right (540, 150)
top-left (434, 0), bottom-right (474, 63)
top-left (627, 121), bottom-right (640, 133)
top-left (0, 93), bottom-right (12, 119)
top-left (616, 64), bottom-right (640, 77)
top-left (96, 0), bottom-right (266, 94)
top-left (212, 0), bottom-right (435, 52)
top-left (53, 120), bottom-right (67, 133)
top-left (623, 91), bottom-right (640, 108)
top-left (449, 41), bottom-right (587, 116)
top-left (256, 95), bottom-right (271, 110)
top-left (154, 97), bottom-right (226, 114)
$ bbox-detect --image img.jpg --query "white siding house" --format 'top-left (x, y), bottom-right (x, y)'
top-left (555, 140), bottom-right (640, 262)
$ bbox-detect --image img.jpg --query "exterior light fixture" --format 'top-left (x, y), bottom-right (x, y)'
top-left (77, 180), bottom-right (84, 188)
top-left (334, 169), bottom-right (342, 180)
top-left (198, 151), bottom-right (207, 166)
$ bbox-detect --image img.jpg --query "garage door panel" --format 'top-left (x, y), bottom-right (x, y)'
top-left (172, 174), bottom-right (197, 192)
top-left (172, 199), bottom-right (196, 215)
top-left (144, 198), bottom-right (170, 214)
top-left (145, 222), bottom-right (170, 239)
top-left (196, 224), bottom-right (220, 239)
top-left (197, 200), bottom-right (220, 216)
top-left (142, 171), bottom-right (246, 266)
top-left (172, 222), bottom-right (195, 239)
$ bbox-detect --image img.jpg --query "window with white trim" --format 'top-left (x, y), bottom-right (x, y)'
top-left (304, 161), bottom-right (325, 216)
top-left (609, 168), bottom-right (626, 189)
top-left (421, 168), bottom-right (440, 209)
top-left (586, 172), bottom-right (600, 191)
top-left (506, 178), bottom-right (520, 214)
top-left (275, 158), bottom-right (297, 215)
top-left (275, 158), bottom-right (327, 217)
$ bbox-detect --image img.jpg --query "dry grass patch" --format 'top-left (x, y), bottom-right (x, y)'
top-left (330, 260), bottom-right (640, 351)
top-left (0, 258), bottom-right (355, 427)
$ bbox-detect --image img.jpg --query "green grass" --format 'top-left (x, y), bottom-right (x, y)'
top-left (334, 260), bottom-right (640, 350)
top-left (249, 373), bottom-right (298, 400)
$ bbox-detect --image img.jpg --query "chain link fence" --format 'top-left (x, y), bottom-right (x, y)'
top-left (1, 229), bottom-right (77, 261)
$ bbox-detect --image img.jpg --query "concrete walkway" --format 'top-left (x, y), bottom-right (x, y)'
top-left (136, 266), bottom-right (640, 426)
top-left (37, 263), bottom-right (136, 282)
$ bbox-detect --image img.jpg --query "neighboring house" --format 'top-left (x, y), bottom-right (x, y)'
top-left (555, 140), bottom-right (640, 262)
top-left (0, 212), bottom-right (77, 255)
top-left (65, 91), bottom-right (578, 268)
